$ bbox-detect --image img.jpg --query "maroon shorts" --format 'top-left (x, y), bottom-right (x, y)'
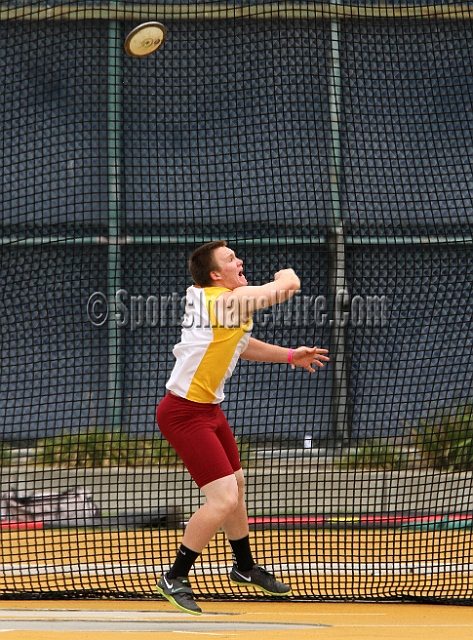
top-left (156, 392), bottom-right (242, 488)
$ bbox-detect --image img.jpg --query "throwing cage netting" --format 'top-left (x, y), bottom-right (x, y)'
top-left (1, 1), bottom-right (473, 603)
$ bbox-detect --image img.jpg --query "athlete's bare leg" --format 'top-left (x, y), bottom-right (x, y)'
top-left (181, 473), bottom-right (241, 552)
top-left (221, 468), bottom-right (250, 540)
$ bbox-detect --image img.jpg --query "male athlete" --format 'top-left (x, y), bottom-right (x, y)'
top-left (156, 240), bottom-right (329, 615)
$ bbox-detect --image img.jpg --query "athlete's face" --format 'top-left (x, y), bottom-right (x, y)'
top-left (210, 246), bottom-right (248, 290)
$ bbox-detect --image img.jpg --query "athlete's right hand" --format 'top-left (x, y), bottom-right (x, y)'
top-left (274, 268), bottom-right (297, 281)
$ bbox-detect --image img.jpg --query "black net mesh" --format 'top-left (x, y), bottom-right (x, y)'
top-left (0, 1), bottom-right (473, 603)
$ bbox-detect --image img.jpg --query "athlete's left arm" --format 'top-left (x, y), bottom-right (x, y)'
top-left (240, 337), bottom-right (329, 373)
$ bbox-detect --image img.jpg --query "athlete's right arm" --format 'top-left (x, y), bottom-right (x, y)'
top-left (217, 269), bottom-right (301, 324)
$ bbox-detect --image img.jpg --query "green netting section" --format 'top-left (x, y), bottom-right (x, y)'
top-left (1, 1), bottom-right (473, 604)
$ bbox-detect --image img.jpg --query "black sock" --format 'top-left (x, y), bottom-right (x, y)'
top-left (167, 544), bottom-right (200, 579)
top-left (229, 535), bottom-right (255, 573)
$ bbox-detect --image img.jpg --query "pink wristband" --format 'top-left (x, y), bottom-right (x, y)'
top-left (288, 348), bottom-right (295, 370)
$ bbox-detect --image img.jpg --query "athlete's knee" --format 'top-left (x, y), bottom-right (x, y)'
top-left (215, 483), bottom-right (239, 515)
top-left (203, 475), bottom-right (239, 517)
top-left (222, 491), bottom-right (239, 516)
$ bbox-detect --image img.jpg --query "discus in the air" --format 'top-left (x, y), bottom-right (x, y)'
top-left (124, 22), bottom-right (167, 58)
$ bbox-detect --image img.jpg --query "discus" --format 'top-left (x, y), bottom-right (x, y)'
top-left (124, 22), bottom-right (167, 58)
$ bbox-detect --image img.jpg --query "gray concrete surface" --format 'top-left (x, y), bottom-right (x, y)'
top-left (0, 608), bottom-right (328, 632)
top-left (1, 461), bottom-right (472, 519)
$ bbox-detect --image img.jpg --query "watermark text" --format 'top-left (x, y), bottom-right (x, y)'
top-left (87, 289), bottom-right (388, 330)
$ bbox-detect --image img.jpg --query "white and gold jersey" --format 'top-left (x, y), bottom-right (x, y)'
top-left (166, 286), bottom-right (252, 404)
